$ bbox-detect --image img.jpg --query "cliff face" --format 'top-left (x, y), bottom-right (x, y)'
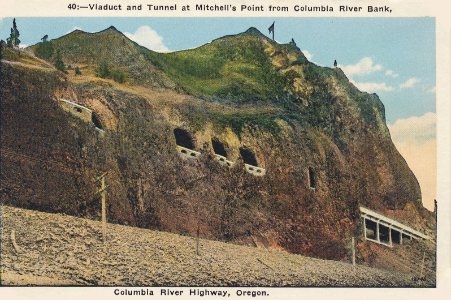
top-left (0, 28), bottom-right (433, 261)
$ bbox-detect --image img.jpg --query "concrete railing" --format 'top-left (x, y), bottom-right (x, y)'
top-left (214, 154), bottom-right (235, 168)
top-left (60, 99), bottom-right (104, 133)
top-left (176, 147), bottom-right (266, 176)
top-left (244, 164), bottom-right (266, 176)
top-left (176, 145), bottom-right (201, 159)
top-left (60, 99), bottom-right (92, 122)
top-left (360, 206), bottom-right (432, 247)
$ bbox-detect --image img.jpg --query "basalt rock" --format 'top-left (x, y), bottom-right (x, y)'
top-left (0, 27), bottom-right (434, 261)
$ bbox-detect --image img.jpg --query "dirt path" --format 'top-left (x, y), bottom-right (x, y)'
top-left (0, 205), bottom-right (425, 287)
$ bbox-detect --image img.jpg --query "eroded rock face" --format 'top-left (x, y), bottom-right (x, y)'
top-left (0, 28), bottom-right (433, 261)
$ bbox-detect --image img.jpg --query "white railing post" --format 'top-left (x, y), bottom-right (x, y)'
top-left (389, 226), bottom-right (392, 246)
top-left (376, 221), bottom-right (380, 242)
top-left (363, 217), bottom-right (367, 240)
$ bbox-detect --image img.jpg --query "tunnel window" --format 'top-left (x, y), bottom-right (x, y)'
top-left (212, 138), bottom-right (227, 157)
top-left (239, 147), bottom-right (258, 166)
top-left (365, 219), bottom-right (377, 240)
top-left (174, 128), bottom-right (195, 149)
top-left (308, 167), bottom-right (316, 189)
top-left (379, 224), bottom-right (390, 244)
top-left (392, 229), bottom-right (401, 244)
top-left (91, 112), bottom-right (104, 130)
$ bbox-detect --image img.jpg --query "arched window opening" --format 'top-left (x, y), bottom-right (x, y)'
top-left (91, 112), bottom-right (104, 130)
top-left (239, 147), bottom-right (258, 166)
top-left (308, 167), bottom-right (316, 189)
top-left (212, 138), bottom-right (227, 157)
top-left (173, 128), bottom-right (195, 149)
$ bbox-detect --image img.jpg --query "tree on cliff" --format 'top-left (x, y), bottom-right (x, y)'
top-left (6, 18), bottom-right (21, 48)
top-left (54, 50), bottom-right (65, 72)
top-left (96, 61), bottom-right (110, 78)
top-left (35, 39), bottom-right (54, 60)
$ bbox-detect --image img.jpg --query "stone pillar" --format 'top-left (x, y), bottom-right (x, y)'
top-left (376, 222), bottom-right (380, 242)
top-left (400, 232), bottom-right (403, 245)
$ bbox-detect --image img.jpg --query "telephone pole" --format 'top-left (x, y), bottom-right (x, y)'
top-left (95, 172), bottom-right (108, 244)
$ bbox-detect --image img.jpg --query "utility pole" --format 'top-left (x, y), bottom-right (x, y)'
top-left (196, 216), bottom-right (200, 256)
top-left (95, 172), bottom-right (108, 244)
top-left (351, 237), bottom-right (356, 268)
top-left (420, 251), bottom-right (426, 278)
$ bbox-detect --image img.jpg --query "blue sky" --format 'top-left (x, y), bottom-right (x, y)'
top-left (0, 17), bottom-right (437, 209)
top-left (0, 17), bottom-right (435, 123)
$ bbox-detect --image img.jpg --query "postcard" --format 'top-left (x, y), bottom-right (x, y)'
top-left (0, 0), bottom-right (450, 299)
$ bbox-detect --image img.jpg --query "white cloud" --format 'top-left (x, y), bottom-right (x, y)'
top-left (388, 112), bottom-right (436, 210)
top-left (340, 57), bottom-right (383, 77)
top-left (399, 77), bottom-right (420, 89)
top-left (302, 50), bottom-right (313, 61)
top-left (350, 80), bottom-right (395, 93)
top-left (385, 69), bottom-right (399, 78)
top-left (19, 43), bottom-right (28, 49)
top-left (124, 26), bottom-right (169, 52)
top-left (65, 26), bottom-right (82, 34)
top-left (388, 112), bottom-right (435, 144)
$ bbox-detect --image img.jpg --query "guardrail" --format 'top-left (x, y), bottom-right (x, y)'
top-left (214, 154), bottom-right (235, 167)
top-left (360, 206), bottom-right (432, 247)
top-left (176, 145), bottom-right (201, 159)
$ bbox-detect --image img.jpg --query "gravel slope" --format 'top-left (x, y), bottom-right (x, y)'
top-left (0, 205), bottom-right (425, 287)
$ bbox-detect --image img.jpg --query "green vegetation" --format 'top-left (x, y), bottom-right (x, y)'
top-left (211, 111), bottom-right (282, 136)
top-left (95, 61), bottom-right (125, 83)
top-left (35, 41), bottom-right (54, 59)
top-left (30, 27), bottom-right (168, 86)
top-left (144, 33), bottom-right (290, 104)
top-left (183, 105), bottom-right (283, 137)
top-left (54, 50), bottom-right (65, 72)
top-left (96, 61), bottom-right (110, 78)
top-left (6, 18), bottom-right (20, 48)
top-left (111, 69), bottom-right (125, 83)
top-left (74, 66), bottom-right (81, 75)
top-left (27, 26), bottom-right (386, 135)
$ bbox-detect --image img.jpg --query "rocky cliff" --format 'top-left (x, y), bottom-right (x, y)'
top-left (0, 27), bottom-right (435, 261)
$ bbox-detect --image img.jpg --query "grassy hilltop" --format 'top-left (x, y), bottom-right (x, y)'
top-left (1, 25), bottom-right (434, 270)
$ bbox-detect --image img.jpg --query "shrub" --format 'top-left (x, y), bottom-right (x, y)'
top-left (95, 62), bottom-right (125, 83)
top-left (35, 41), bottom-right (54, 59)
top-left (54, 50), bottom-right (65, 72)
top-left (111, 69), bottom-right (125, 83)
top-left (96, 61), bottom-right (110, 78)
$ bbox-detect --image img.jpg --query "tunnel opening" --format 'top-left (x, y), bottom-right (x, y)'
top-left (365, 219), bottom-right (377, 240)
top-left (379, 224), bottom-right (390, 244)
top-left (174, 128), bottom-right (195, 149)
top-left (392, 229), bottom-right (401, 244)
top-left (212, 138), bottom-right (228, 157)
top-left (401, 233), bottom-right (413, 242)
top-left (239, 147), bottom-right (258, 166)
top-left (91, 112), bottom-right (104, 130)
top-left (308, 167), bottom-right (316, 189)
